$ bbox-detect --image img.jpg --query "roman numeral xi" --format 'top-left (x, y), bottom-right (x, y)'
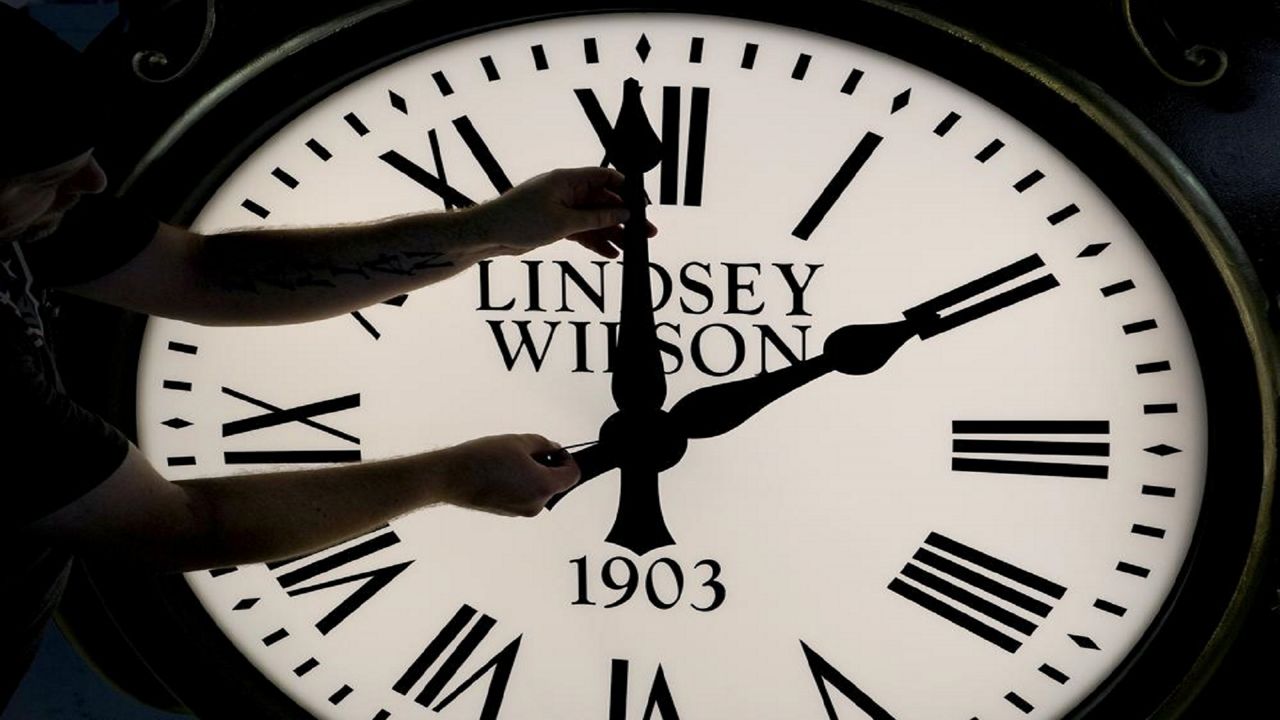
top-left (368, 114), bottom-right (514, 340)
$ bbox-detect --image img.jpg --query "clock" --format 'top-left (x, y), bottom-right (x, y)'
top-left (59, 1), bottom-right (1274, 719)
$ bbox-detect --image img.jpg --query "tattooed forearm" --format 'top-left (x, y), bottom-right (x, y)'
top-left (189, 207), bottom-right (491, 323)
top-left (207, 246), bottom-right (455, 295)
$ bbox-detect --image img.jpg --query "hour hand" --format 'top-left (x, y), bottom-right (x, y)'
top-left (670, 253), bottom-right (1059, 438)
top-left (549, 253), bottom-right (1059, 503)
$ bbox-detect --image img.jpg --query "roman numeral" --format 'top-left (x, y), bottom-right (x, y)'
top-left (369, 116), bottom-right (510, 341)
top-left (575, 85), bottom-right (710, 206)
top-left (793, 131), bottom-right (883, 240)
top-left (888, 532), bottom-right (1067, 653)
top-left (392, 604), bottom-right (521, 720)
top-left (952, 420), bottom-right (1110, 479)
top-left (903, 254), bottom-right (1059, 340)
top-left (379, 114), bottom-right (514, 209)
top-left (266, 526), bottom-right (412, 634)
top-left (221, 387), bottom-right (361, 464)
top-left (609, 659), bottom-right (684, 720)
top-left (800, 642), bottom-right (896, 719)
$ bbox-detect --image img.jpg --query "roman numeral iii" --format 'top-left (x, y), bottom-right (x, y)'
top-left (888, 532), bottom-right (1067, 653)
top-left (952, 420), bottom-right (1110, 479)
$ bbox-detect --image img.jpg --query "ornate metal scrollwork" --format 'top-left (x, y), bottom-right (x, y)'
top-left (1122, 0), bottom-right (1228, 87)
top-left (123, 0), bottom-right (217, 84)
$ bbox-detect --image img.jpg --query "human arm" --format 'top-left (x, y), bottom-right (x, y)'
top-left (23, 435), bottom-right (577, 574)
top-left (59, 167), bottom-right (648, 325)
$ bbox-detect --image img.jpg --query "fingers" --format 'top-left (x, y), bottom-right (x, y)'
top-left (569, 216), bottom-right (658, 258)
top-left (518, 434), bottom-right (580, 508)
top-left (574, 235), bottom-right (621, 259)
top-left (563, 165), bottom-right (625, 194)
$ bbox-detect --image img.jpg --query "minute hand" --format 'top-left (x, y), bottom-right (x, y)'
top-left (609, 78), bottom-right (666, 413)
top-left (669, 253), bottom-right (1059, 440)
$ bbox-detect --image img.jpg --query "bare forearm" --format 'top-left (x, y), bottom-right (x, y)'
top-left (169, 451), bottom-right (457, 571)
top-left (193, 207), bottom-right (496, 325)
top-left (32, 436), bottom-right (573, 575)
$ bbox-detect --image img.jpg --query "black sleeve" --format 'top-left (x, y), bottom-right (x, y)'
top-left (1, 339), bottom-right (130, 527)
top-left (23, 193), bottom-right (159, 288)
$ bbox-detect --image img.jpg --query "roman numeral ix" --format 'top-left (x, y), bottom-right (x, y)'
top-left (221, 387), bottom-right (361, 464)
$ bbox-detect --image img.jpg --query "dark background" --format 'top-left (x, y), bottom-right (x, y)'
top-left (2, 0), bottom-right (1276, 718)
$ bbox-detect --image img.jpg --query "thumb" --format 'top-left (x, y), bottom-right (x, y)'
top-left (539, 454), bottom-right (581, 492)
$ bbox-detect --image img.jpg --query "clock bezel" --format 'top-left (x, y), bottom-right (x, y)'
top-left (61, 2), bottom-right (1275, 718)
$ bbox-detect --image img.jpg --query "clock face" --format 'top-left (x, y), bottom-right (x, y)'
top-left (127, 10), bottom-right (1237, 720)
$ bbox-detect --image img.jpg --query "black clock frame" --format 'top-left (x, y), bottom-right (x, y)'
top-left (58, 1), bottom-right (1274, 718)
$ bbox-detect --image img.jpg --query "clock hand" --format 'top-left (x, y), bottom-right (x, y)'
top-left (591, 79), bottom-right (680, 556)
top-left (542, 445), bottom-right (613, 510)
top-left (671, 253), bottom-right (1058, 438)
top-left (668, 320), bottom-right (914, 439)
top-left (606, 466), bottom-right (676, 554)
top-left (608, 78), bottom-right (666, 415)
top-left (548, 254), bottom-right (1058, 502)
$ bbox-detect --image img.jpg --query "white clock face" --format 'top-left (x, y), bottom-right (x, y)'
top-left (134, 13), bottom-right (1209, 720)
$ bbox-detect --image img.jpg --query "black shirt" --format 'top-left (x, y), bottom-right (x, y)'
top-left (1, 193), bottom-right (157, 710)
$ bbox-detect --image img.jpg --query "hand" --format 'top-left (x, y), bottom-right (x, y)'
top-left (473, 167), bottom-right (657, 259)
top-left (435, 434), bottom-right (580, 517)
top-left (610, 79), bottom-right (667, 414)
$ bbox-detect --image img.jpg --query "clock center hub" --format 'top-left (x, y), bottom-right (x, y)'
top-left (599, 408), bottom-right (688, 473)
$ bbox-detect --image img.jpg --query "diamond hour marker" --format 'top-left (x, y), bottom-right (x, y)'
top-left (636, 34), bottom-right (652, 62)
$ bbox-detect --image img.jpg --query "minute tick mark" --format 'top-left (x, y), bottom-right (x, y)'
top-left (792, 53), bottom-right (811, 80)
top-left (841, 68), bottom-right (864, 95)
